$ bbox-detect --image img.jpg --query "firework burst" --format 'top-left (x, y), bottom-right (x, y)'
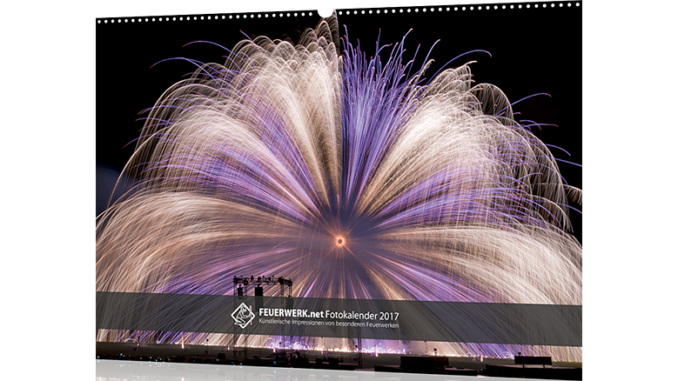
top-left (96, 16), bottom-right (582, 360)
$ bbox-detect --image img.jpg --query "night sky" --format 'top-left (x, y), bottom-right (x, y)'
top-left (96, 3), bottom-right (582, 242)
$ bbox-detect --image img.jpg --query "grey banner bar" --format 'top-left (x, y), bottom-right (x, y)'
top-left (96, 292), bottom-right (581, 346)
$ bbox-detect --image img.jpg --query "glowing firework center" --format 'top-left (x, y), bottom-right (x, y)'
top-left (96, 14), bottom-right (582, 362)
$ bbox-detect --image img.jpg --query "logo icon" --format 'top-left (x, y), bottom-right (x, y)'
top-left (231, 303), bottom-right (256, 329)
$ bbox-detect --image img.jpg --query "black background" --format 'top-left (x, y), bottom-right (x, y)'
top-left (96, 3), bottom-right (581, 242)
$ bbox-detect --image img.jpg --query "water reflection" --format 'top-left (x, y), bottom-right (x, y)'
top-left (94, 368), bottom-right (378, 381)
top-left (94, 372), bottom-right (316, 381)
top-left (96, 359), bottom-right (520, 381)
top-left (94, 343), bottom-right (583, 381)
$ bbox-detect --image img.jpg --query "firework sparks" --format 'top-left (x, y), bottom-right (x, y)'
top-left (96, 16), bottom-right (582, 361)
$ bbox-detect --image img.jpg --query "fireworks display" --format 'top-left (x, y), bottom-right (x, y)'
top-left (96, 16), bottom-right (582, 360)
